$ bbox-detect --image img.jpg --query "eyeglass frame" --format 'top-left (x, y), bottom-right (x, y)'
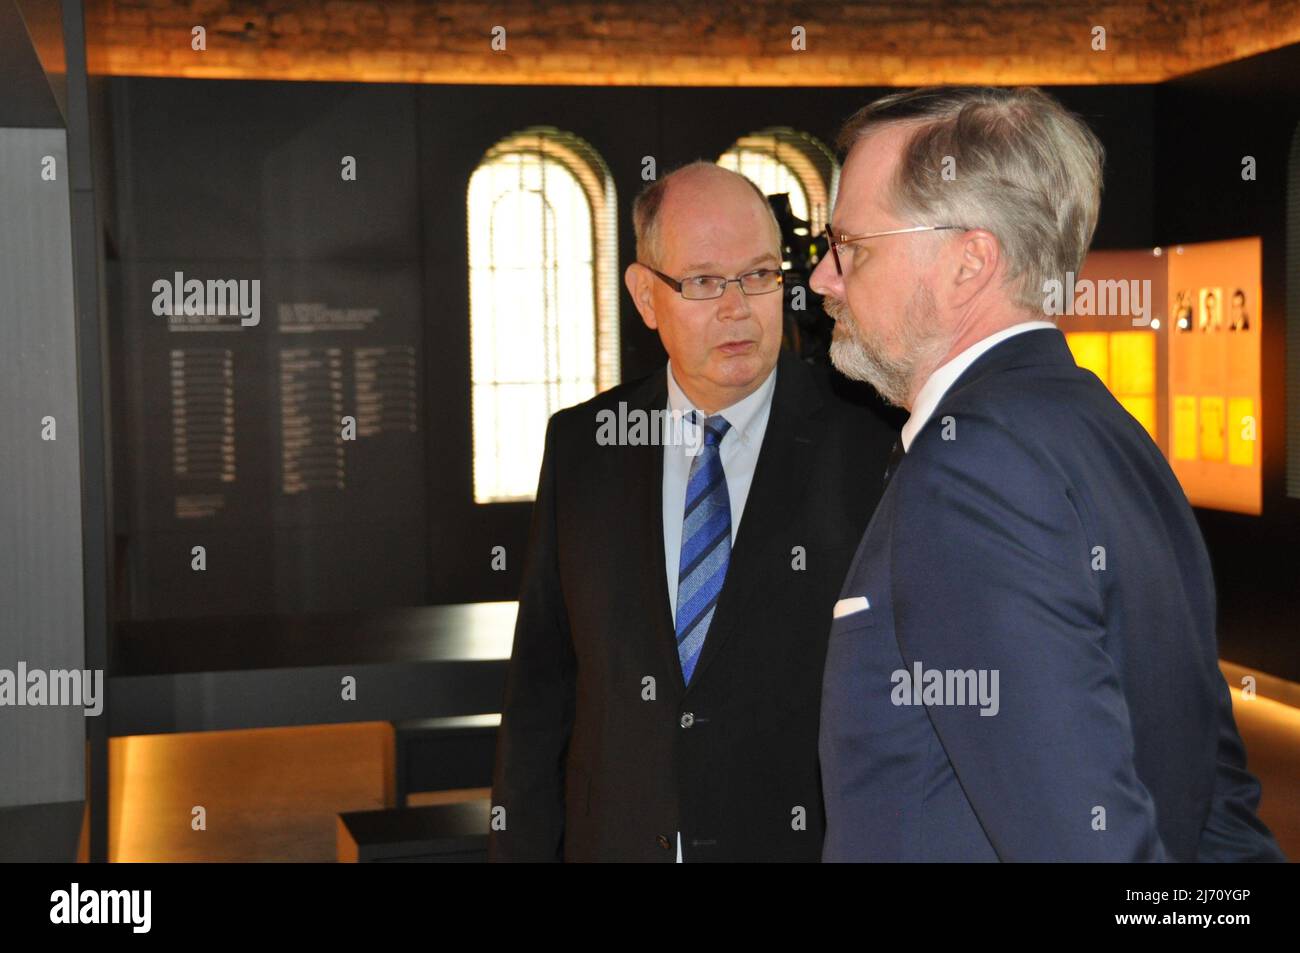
top-left (823, 224), bottom-right (968, 276)
top-left (638, 262), bottom-right (785, 300)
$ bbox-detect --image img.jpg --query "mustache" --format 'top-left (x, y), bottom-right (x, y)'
top-left (822, 296), bottom-right (855, 338)
top-left (822, 295), bottom-right (849, 321)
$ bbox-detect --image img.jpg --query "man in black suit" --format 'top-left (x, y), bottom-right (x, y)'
top-left (489, 161), bottom-right (894, 861)
top-left (812, 86), bottom-right (1284, 861)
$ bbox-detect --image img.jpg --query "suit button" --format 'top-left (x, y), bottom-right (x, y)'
top-left (657, 834), bottom-right (672, 850)
top-left (680, 712), bottom-right (694, 728)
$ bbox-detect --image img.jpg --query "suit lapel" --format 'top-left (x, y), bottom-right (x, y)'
top-left (685, 352), bottom-right (825, 691)
top-left (621, 368), bottom-right (687, 693)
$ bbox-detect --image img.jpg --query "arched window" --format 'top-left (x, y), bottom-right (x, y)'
top-left (717, 127), bottom-right (839, 235)
top-left (467, 127), bottom-right (619, 503)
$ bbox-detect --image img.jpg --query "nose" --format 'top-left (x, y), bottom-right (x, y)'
top-left (809, 254), bottom-right (839, 299)
top-left (715, 278), bottom-right (752, 319)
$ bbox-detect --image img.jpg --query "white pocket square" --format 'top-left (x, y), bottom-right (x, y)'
top-left (833, 596), bottom-right (871, 618)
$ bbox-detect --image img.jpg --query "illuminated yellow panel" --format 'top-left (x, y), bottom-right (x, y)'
top-left (1228, 397), bottom-right (1256, 467)
top-left (1199, 396), bottom-right (1225, 461)
top-left (1109, 332), bottom-right (1156, 395)
top-left (1117, 396), bottom-right (1157, 439)
top-left (1173, 395), bottom-right (1198, 460)
top-left (1066, 332), bottom-right (1110, 384)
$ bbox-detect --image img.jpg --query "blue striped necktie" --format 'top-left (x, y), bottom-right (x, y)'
top-left (675, 412), bottom-right (732, 686)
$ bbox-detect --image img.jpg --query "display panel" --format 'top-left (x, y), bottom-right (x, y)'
top-left (1166, 237), bottom-right (1262, 515)
top-left (1061, 248), bottom-right (1166, 449)
top-left (123, 260), bottom-right (428, 616)
top-left (1063, 239), bottom-right (1262, 515)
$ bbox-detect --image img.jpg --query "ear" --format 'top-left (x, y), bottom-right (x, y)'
top-left (625, 262), bottom-right (659, 331)
top-left (949, 229), bottom-right (1001, 308)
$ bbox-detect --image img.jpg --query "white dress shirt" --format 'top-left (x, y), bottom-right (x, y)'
top-left (900, 321), bottom-right (1057, 451)
top-left (661, 358), bottom-right (778, 862)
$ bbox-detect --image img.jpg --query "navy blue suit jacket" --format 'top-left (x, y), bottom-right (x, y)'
top-left (819, 327), bottom-right (1285, 862)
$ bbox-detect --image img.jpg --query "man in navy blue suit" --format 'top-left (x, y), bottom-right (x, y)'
top-left (810, 86), bottom-right (1284, 862)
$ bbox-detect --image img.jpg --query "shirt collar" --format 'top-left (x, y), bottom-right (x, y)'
top-left (666, 359), bottom-right (778, 446)
top-left (900, 321), bottom-right (1057, 451)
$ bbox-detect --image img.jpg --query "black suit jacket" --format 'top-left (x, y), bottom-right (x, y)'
top-left (489, 350), bottom-right (895, 861)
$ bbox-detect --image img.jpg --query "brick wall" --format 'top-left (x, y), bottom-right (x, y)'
top-left (84, 0), bottom-right (1300, 85)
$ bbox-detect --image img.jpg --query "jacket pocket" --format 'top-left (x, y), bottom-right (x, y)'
top-left (829, 603), bottom-right (876, 634)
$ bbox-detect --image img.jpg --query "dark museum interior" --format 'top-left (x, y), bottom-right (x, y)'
top-left (3, 0), bottom-right (1299, 864)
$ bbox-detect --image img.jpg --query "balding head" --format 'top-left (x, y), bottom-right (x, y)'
top-left (633, 161), bottom-right (782, 269)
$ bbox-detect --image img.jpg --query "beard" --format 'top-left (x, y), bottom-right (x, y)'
top-left (825, 283), bottom-right (946, 408)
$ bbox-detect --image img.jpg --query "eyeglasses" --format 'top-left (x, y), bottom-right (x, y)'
top-left (641, 263), bottom-right (784, 300)
top-left (823, 224), bottom-right (967, 276)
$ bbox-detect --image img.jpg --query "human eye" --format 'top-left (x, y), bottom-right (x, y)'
top-left (685, 275), bottom-right (724, 293)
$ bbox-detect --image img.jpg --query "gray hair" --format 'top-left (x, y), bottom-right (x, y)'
top-left (632, 160), bottom-right (781, 268)
top-left (836, 86), bottom-right (1105, 313)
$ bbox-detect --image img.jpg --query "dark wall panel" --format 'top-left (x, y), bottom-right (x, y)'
top-left (1155, 44), bottom-right (1300, 681)
top-left (113, 80), bottom-right (427, 617)
top-left (108, 77), bottom-right (1183, 636)
top-left (114, 80), bottom-right (421, 262)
